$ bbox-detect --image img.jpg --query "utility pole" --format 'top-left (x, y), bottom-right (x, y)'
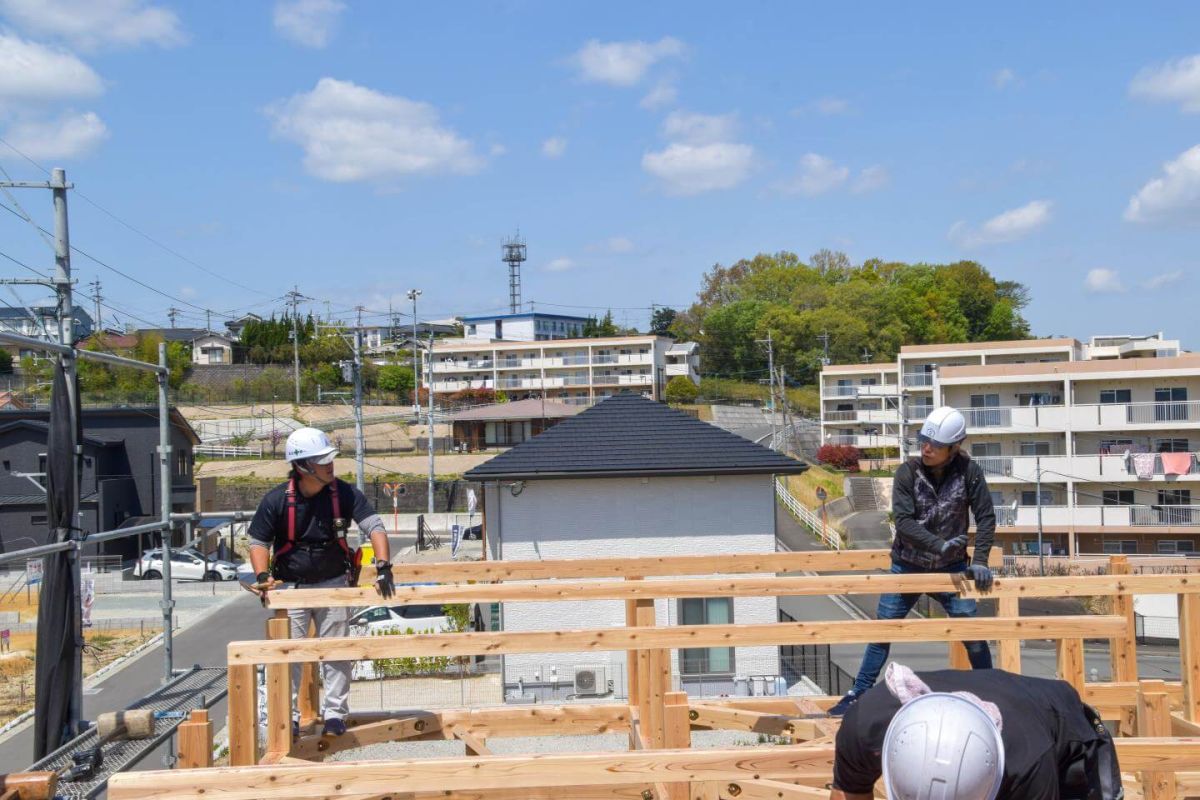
top-left (167, 307), bottom-right (179, 328)
top-left (407, 289), bottom-right (421, 415)
top-left (205, 308), bottom-right (212, 333)
top-left (817, 330), bottom-right (831, 366)
top-left (285, 286), bottom-right (303, 406)
top-left (88, 279), bottom-right (102, 335)
top-left (426, 329), bottom-right (435, 515)
top-left (353, 307), bottom-right (365, 493)
top-left (757, 331), bottom-right (777, 450)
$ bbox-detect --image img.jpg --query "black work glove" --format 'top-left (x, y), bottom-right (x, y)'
top-left (374, 560), bottom-right (395, 599)
top-left (967, 564), bottom-right (994, 590)
top-left (939, 534), bottom-right (968, 556)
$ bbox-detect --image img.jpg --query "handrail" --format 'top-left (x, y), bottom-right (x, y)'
top-left (775, 477), bottom-right (840, 550)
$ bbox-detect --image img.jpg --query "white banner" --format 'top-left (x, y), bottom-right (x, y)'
top-left (467, 489), bottom-right (477, 515)
top-left (451, 525), bottom-right (462, 558)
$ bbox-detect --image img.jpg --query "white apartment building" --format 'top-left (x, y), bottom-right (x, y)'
top-left (425, 335), bottom-right (700, 406)
top-left (820, 333), bottom-right (1199, 556)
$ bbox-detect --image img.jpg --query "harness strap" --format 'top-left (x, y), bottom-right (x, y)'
top-left (275, 475), bottom-right (349, 560)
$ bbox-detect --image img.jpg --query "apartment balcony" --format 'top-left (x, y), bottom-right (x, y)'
top-left (973, 455), bottom-right (1071, 482)
top-left (903, 372), bottom-right (934, 388)
top-left (823, 434), bottom-right (902, 448)
top-left (496, 358), bottom-right (540, 370)
top-left (543, 355), bottom-right (591, 368)
top-left (995, 504), bottom-right (1200, 527)
top-left (1071, 401), bottom-right (1200, 430)
top-left (665, 362), bottom-right (697, 377)
top-left (857, 383), bottom-right (900, 398)
top-left (593, 373), bottom-right (652, 386)
top-left (432, 358), bottom-right (493, 373)
top-left (963, 405), bottom-right (1069, 431)
top-left (431, 379), bottom-right (495, 393)
top-left (822, 386), bottom-right (860, 398)
top-left (824, 410), bottom-right (900, 424)
top-left (593, 353), bottom-right (654, 366)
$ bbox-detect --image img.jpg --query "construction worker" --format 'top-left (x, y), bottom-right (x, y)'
top-left (248, 427), bottom-right (394, 737)
top-left (831, 405), bottom-right (996, 716)
top-left (830, 663), bottom-right (1122, 800)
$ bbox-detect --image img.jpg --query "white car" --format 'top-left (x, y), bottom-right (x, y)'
top-left (348, 604), bottom-right (453, 636)
top-left (137, 548), bottom-right (239, 581)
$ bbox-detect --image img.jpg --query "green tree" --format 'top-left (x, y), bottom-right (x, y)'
top-left (582, 311), bottom-right (619, 338)
top-left (377, 365), bottom-right (414, 398)
top-left (664, 376), bottom-right (699, 404)
top-left (649, 307), bottom-right (677, 336)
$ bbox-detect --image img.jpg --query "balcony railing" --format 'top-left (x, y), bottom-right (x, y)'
top-left (823, 386), bottom-right (858, 398)
top-left (1130, 505), bottom-right (1200, 526)
top-left (903, 372), bottom-right (933, 388)
top-left (995, 504), bottom-right (1200, 527)
top-left (1072, 401), bottom-right (1200, 429)
top-left (593, 373), bottom-right (652, 386)
top-left (825, 411), bottom-right (857, 422)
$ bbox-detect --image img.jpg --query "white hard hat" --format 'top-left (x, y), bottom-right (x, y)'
top-left (882, 693), bottom-right (1004, 800)
top-left (284, 427), bottom-right (338, 464)
top-left (918, 406), bottom-right (967, 447)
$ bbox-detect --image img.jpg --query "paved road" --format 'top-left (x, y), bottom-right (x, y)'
top-left (0, 591), bottom-right (270, 776)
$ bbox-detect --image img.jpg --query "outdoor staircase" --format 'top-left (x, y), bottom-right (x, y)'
top-left (847, 477), bottom-right (880, 512)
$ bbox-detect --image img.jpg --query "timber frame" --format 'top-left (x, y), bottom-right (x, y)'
top-left (107, 550), bottom-right (1200, 800)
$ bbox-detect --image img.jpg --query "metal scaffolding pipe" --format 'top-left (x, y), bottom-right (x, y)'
top-left (157, 343), bottom-right (176, 684)
top-left (78, 347), bottom-right (169, 374)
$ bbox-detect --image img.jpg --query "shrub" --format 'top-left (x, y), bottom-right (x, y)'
top-left (816, 444), bottom-right (862, 471)
top-left (664, 376), bottom-right (699, 404)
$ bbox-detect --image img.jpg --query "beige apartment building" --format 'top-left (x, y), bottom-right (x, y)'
top-left (820, 333), bottom-right (1200, 556)
top-left (424, 335), bottom-right (700, 406)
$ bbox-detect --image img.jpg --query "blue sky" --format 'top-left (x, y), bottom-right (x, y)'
top-left (0, 2), bottom-right (1197, 347)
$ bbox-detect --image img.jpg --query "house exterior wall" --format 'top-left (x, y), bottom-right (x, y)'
top-left (483, 474), bottom-right (778, 694)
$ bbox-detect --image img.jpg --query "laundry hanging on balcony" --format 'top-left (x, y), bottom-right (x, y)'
top-left (1131, 452), bottom-right (1157, 480)
top-left (1161, 451), bottom-right (1195, 477)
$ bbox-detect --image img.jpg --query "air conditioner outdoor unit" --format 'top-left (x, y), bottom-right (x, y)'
top-left (574, 665), bottom-right (609, 697)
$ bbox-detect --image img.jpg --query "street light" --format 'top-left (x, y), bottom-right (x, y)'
top-left (406, 289), bottom-right (422, 415)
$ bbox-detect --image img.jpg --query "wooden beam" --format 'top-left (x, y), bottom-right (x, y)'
top-left (291, 714), bottom-right (444, 761)
top-left (997, 596), bottom-right (1020, 673)
top-left (451, 725), bottom-right (491, 757)
top-left (262, 569), bottom-right (1181, 610)
top-left (634, 599), bottom-right (662, 749)
top-left (227, 663), bottom-right (258, 767)
top-left (625, 577), bottom-right (641, 709)
top-left (228, 616), bottom-right (1126, 664)
top-left (176, 710), bottom-right (213, 769)
top-left (1180, 593), bottom-right (1200, 723)
top-left (726, 780), bottom-right (829, 800)
top-left (948, 641), bottom-right (970, 670)
top-left (409, 789), bottom-right (655, 800)
top-left (1112, 739), bottom-right (1200, 770)
top-left (1172, 712), bottom-right (1200, 737)
top-left (106, 745), bottom-right (839, 800)
top-left (434, 705), bottom-right (632, 739)
top-left (789, 699), bottom-right (839, 740)
top-left (662, 693), bottom-right (690, 800)
top-left (1056, 638), bottom-right (1085, 692)
top-left (0, 773), bottom-right (57, 800)
top-left (265, 616), bottom-right (292, 758)
top-left (688, 705), bottom-right (798, 737)
top-left (1109, 556), bottom-right (1138, 684)
top-left (1137, 681), bottom-right (1176, 800)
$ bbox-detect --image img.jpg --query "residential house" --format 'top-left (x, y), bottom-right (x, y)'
top-left (461, 312), bottom-right (588, 342)
top-left (0, 305), bottom-right (94, 355)
top-left (191, 332), bottom-right (235, 365)
top-left (464, 392), bottom-right (807, 698)
top-left (450, 398), bottom-right (583, 450)
top-left (223, 313), bottom-right (262, 341)
top-left (0, 406), bottom-right (200, 559)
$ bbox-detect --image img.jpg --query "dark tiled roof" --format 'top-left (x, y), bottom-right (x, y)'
top-left (464, 392), bottom-right (807, 481)
top-left (0, 492), bottom-right (98, 506)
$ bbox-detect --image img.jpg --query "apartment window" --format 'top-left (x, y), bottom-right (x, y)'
top-left (860, 377), bottom-right (878, 386)
top-left (1019, 441), bottom-right (1052, 457)
top-left (1104, 490), bottom-right (1135, 506)
top-left (679, 597), bottom-right (733, 675)
top-left (1102, 540), bottom-right (1139, 554)
top-left (1100, 389), bottom-right (1131, 404)
top-left (971, 443), bottom-right (1001, 457)
top-left (1158, 540), bottom-right (1196, 554)
top-left (1155, 387), bottom-right (1188, 422)
top-left (467, 324), bottom-right (476, 335)
top-left (1021, 489), bottom-right (1053, 506)
top-left (1016, 392), bottom-right (1059, 406)
top-left (970, 394), bottom-right (1001, 427)
top-left (1155, 438), bottom-right (1190, 453)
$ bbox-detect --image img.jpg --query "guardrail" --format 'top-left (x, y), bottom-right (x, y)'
top-left (194, 443), bottom-right (264, 458)
top-left (775, 477), bottom-right (840, 550)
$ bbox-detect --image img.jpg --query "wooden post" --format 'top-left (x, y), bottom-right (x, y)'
top-left (997, 597), bottom-right (1020, 673)
top-left (662, 692), bottom-right (690, 800)
top-left (177, 710), bottom-right (213, 769)
top-left (1109, 556), bottom-right (1138, 683)
top-left (1056, 638), bottom-right (1084, 692)
top-left (266, 615), bottom-right (293, 758)
top-left (948, 641), bottom-right (971, 670)
top-left (634, 598), bottom-right (662, 748)
top-left (297, 617), bottom-right (319, 726)
top-left (1179, 592), bottom-right (1200, 723)
top-left (226, 663), bottom-right (258, 767)
top-left (1137, 680), bottom-right (1177, 800)
top-left (625, 577), bottom-right (642, 708)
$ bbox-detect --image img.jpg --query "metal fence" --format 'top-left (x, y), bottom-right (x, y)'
top-left (779, 610), bottom-right (855, 696)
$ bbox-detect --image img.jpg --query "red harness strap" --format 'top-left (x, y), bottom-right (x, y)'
top-left (274, 476), bottom-right (350, 561)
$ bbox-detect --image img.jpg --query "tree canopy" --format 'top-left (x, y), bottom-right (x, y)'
top-left (670, 251), bottom-right (1031, 384)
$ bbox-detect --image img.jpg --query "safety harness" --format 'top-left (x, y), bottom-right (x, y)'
top-left (274, 474), bottom-right (353, 567)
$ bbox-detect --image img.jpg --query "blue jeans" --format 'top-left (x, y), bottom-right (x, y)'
top-left (849, 559), bottom-right (993, 695)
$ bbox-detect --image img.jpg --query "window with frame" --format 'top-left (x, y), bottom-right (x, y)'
top-left (1100, 389), bottom-right (1131, 404)
top-left (1155, 387), bottom-right (1188, 422)
top-left (971, 442), bottom-right (1001, 457)
top-left (1158, 540), bottom-right (1197, 554)
top-left (678, 597), bottom-right (734, 675)
top-left (1102, 540), bottom-right (1139, 554)
top-left (1103, 490), bottom-right (1135, 506)
top-left (1019, 441), bottom-right (1052, 456)
top-left (1155, 439), bottom-right (1189, 453)
top-left (1021, 489), bottom-right (1054, 506)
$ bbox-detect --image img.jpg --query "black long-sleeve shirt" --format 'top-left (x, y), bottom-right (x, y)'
top-left (892, 452), bottom-right (995, 568)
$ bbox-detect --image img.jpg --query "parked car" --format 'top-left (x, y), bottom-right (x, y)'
top-left (348, 603), bottom-right (453, 636)
top-left (136, 548), bottom-right (239, 581)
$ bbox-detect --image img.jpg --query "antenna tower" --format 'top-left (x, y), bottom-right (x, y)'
top-left (502, 232), bottom-right (526, 314)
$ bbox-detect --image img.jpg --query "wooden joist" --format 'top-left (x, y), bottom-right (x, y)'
top-left (451, 725), bottom-right (491, 756)
top-left (291, 714), bottom-right (444, 760)
top-left (107, 745), bottom-right (838, 800)
top-left (725, 779), bottom-right (829, 800)
top-left (262, 570), bottom-right (1199, 610)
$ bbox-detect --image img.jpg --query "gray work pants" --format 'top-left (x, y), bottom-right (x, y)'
top-left (283, 574), bottom-right (350, 721)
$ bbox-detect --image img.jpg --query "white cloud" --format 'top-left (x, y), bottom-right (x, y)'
top-left (814, 96), bottom-right (850, 115)
top-left (1130, 54), bottom-right (1200, 112)
top-left (272, 0), bottom-right (345, 49)
top-left (0, 32), bottom-right (103, 103)
top-left (642, 142), bottom-right (754, 195)
top-left (1143, 270), bottom-right (1184, 290)
top-left (1085, 268), bottom-right (1125, 293)
top-left (993, 67), bottom-right (1016, 90)
top-left (541, 136), bottom-right (566, 159)
top-left (572, 36), bottom-right (684, 86)
top-left (1125, 144), bottom-right (1200, 225)
top-left (783, 153), bottom-right (850, 196)
top-left (949, 199), bottom-right (1053, 247)
top-left (489, 143), bottom-right (507, 157)
top-left (265, 78), bottom-right (482, 183)
top-left (3, 111), bottom-right (107, 158)
top-left (661, 110), bottom-right (737, 144)
top-left (179, 285), bottom-right (197, 299)
top-left (640, 78), bottom-right (677, 110)
top-left (545, 257), bottom-right (574, 272)
top-left (0, 0), bottom-right (184, 51)
top-left (607, 236), bottom-right (634, 253)
top-left (851, 164), bottom-right (889, 194)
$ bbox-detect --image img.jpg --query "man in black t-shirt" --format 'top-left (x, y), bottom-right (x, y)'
top-left (831, 667), bottom-right (1121, 800)
top-left (248, 427), bottom-right (393, 737)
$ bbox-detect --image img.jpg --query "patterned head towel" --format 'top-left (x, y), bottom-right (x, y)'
top-left (884, 662), bottom-right (1003, 731)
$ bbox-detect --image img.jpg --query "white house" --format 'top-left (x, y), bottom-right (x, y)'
top-left (191, 332), bottom-right (234, 365)
top-left (464, 392), bottom-right (808, 700)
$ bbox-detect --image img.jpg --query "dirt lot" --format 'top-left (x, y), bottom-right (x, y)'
top-left (195, 452), bottom-right (493, 479)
